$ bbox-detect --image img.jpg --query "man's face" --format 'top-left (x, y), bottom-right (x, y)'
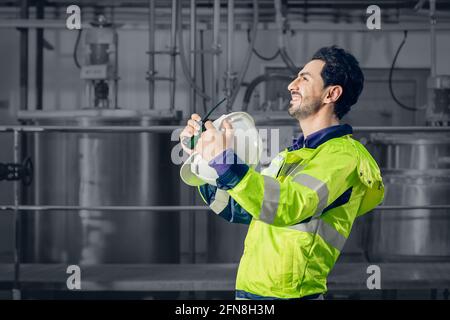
top-left (287, 59), bottom-right (327, 120)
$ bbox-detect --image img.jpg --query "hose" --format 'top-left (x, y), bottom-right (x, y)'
top-left (199, 29), bottom-right (208, 114)
top-left (177, 6), bottom-right (212, 102)
top-left (246, 29), bottom-right (280, 61)
top-left (228, 0), bottom-right (259, 109)
top-left (389, 30), bottom-right (426, 112)
top-left (279, 47), bottom-right (298, 74)
top-left (73, 29), bottom-right (82, 69)
top-left (242, 73), bottom-right (293, 111)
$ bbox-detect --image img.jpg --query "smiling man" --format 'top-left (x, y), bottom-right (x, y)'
top-left (180, 46), bottom-right (385, 300)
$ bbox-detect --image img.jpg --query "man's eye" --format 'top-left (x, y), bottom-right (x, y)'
top-left (302, 76), bottom-right (308, 81)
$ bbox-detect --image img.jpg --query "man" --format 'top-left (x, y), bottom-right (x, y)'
top-left (179, 46), bottom-right (384, 300)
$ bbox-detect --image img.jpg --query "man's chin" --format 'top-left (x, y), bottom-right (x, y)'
top-left (288, 103), bottom-right (300, 117)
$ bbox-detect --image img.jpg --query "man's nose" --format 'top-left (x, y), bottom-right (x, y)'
top-left (288, 78), bottom-right (300, 91)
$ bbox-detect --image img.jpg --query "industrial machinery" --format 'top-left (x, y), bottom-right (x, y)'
top-left (0, 158), bottom-right (32, 186)
top-left (367, 133), bottom-right (450, 262)
top-left (364, 0), bottom-right (450, 262)
top-left (19, 110), bottom-right (181, 264)
top-left (80, 15), bottom-right (118, 109)
top-left (427, 75), bottom-right (450, 126)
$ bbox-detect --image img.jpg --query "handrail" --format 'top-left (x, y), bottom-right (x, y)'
top-left (0, 125), bottom-right (449, 133)
top-left (0, 205), bottom-right (449, 212)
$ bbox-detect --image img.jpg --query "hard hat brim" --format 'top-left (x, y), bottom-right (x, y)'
top-left (180, 153), bottom-right (209, 186)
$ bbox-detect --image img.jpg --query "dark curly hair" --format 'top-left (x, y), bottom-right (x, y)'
top-left (311, 46), bottom-right (364, 119)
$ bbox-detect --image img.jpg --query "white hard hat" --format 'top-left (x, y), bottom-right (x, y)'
top-left (180, 112), bottom-right (262, 187)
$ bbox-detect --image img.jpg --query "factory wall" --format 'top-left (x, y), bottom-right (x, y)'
top-left (1, 26), bottom-right (450, 115)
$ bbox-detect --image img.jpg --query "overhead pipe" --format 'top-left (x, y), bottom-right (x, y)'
top-left (189, 0), bottom-right (197, 115)
top-left (148, 0), bottom-right (156, 109)
top-left (227, 0), bottom-right (258, 110)
top-left (225, 0), bottom-right (234, 112)
top-left (274, 0), bottom-right (298, 74)
top-left (19, 0), bottom-right (29, 111)
top-left (35, 0), bottom-right (44, 110)
top-left (169, 0), bottom-right (178, 112)
top-left (429, 0), bottom-right (437, 77)
top-left (2, 124), bottom-right (450, 133)
top-left (3, 18), bottom-right (450, 31)
top-left (199, 29), bottom-right (207, 113)
top-left (177, 4), bottom-right (211, 102)
top-left (212, 0), bottom-right (221, 104)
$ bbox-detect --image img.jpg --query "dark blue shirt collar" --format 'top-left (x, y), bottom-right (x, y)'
top-left (288, 124), bottom-right (353, 151)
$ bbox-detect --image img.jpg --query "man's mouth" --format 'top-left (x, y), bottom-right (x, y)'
top-left (290, 91), bottom-right (302, 102)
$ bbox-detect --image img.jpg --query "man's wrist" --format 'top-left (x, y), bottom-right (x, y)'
top-left (208, 149), bottom-right (249, 190)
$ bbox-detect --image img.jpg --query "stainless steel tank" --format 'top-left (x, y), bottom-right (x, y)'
top-left (19, 109), bottom-right (180, 264)
top-left (366, 133), bottom-right (450, 262)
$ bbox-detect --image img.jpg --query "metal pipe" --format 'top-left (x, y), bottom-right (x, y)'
top-left (274, 0), bottom-right (298, 73)
top-left (148, 0), bottom-right (155, 109)
top-left (14, 0), bottom-right (28, 298)
top-left (189, 0), bottom-right (197, 115)
top-left (430, 0), bottom-right (437, 77)
top-left (0, 205), bottom-right (211, 211)
top-left (12, 130), bottom-right (21, 300)
top-left (0, 125), bottom-right (181, 133)
top-left (212, 0), bottom-right (221, 103)
top-left (274, 0), bottom-right (284, 50)
top-left (1, 125), bottom-right (450, 133)
top-left (35, 0), bottom-right (44, 110)
top-left (33, 131), bottom-right (41, 262)
top-left (227, 0), bottom-right (258, 109)
top-left (189, 0), bottom-right (198, 264)
top-left (199, 29), bottom-right (207, 114)
top-left (3, 19), bottom-right (450, 32)
top-left (19, 0), bottom-right (29, 111)
top-left (225, 0), bottom-right (234, 112)
top-left (0, 205), bottom-right (449, 212)
top-left (113, 25), bottom-right (119, 109)
top-left (177, 8), bottom-right (212, 103)
top-left (169, 0), bottom-right (178, 112)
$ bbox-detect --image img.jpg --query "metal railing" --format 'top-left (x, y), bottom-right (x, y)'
top-left (1, 125), bottom-right (450, 133)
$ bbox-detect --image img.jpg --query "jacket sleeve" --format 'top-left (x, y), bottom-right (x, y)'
top-left (198, 184), bottom-right (252, 225)
top-left (215, 144), bottom-right (358, 227)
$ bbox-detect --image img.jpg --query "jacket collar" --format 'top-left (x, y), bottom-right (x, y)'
top-left (288, 124), bottom-right (353, 151)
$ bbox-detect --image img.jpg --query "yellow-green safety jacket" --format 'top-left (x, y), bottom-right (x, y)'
top-left (198, 124), bottom-right (384, 299)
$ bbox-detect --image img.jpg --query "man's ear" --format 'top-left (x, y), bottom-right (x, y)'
top-left (323, 85), bottom-right (343, 104)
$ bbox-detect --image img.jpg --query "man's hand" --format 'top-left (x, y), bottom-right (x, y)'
top-left (179, 114), bottom-right (234, 161)
top-left (179, 113), bottom-right (202, 156)
top-left (194, 119), bottom-right (234, 162)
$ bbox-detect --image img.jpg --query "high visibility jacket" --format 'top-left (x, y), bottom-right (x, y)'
top-left (198, 124), bottom-right (384, 299)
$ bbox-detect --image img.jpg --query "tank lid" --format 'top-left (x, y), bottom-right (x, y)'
top-left (382, 168), bottom-right (450, 179)
top-left (371, 133), bottom-right (450, 145)
top-left (17, 109), bottom-right (181, 121)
